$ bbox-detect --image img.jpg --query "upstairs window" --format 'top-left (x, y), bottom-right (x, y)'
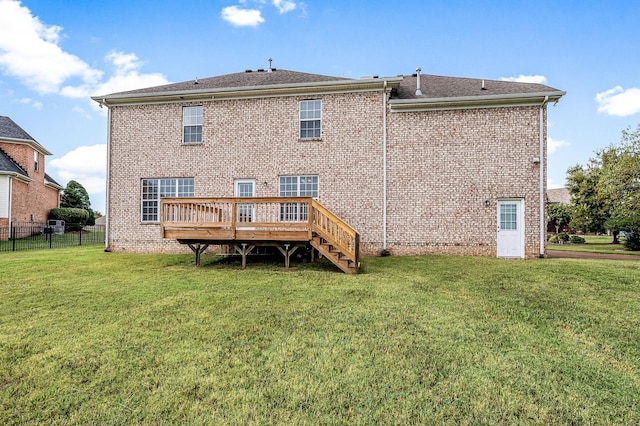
top-left (141, 178), bottom-right (194, 222)
top-left (34, 151), bottom-right (39, 172)
top-left (183, 106), bottom-right (202, 143)
top-left (299, 100), bottom-right (321, 139)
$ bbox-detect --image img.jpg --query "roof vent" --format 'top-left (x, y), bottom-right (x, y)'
top-left (257, 69), bottom-right (265, 72)
top-left (194, 77), bottom-right (199, 85)
top-left (245, 69), bottom-right (252, 73)
top-left (481, 79), bottom-right (487, 90)
top-left (268, 57), bottom-right (273, 73)
top-left (415, 67), bottom-right (422, 96)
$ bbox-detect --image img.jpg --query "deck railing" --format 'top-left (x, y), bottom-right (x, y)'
top-left (160, 197), bottom-right (359, 264)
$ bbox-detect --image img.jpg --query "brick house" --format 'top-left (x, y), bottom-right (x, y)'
top-left (93, 67), bottom-right (564, 261)
top-left (0, 116), bottom-right (62, 230)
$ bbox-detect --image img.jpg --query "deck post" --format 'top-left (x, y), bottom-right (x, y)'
top-left (277, 243), bottom-right (299, 269)
top-left (235, 243), bottom-right (255, 269)
top-left (187, 243), bottom-right (209, 266)
top-left (231, 200), bottom-right (237, 239)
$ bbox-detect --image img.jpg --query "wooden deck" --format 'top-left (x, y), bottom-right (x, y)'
top-left (160, 197), bottom-right (360, 273)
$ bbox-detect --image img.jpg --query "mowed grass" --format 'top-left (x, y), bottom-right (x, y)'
top-left (547, 235), bottom-right (640, 256)
top-left (1, 247), bottom-right (639, 424)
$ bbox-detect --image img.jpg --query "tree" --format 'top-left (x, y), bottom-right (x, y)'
top-left (567, 123), bottom-right (640, 247)
top-left (566, 162), bottom-right (609, 235)
top-left (61, 180), bottom-right (95, 226)
top-left (547, 203), bottom-right (572, 234)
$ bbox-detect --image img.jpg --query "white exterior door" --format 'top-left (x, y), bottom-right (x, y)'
top-left (497, 199), bottom-right (524, 258)
top-left (234, 179), bottom-right (255, 224)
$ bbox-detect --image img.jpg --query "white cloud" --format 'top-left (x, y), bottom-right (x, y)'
top-left (0, 1), bottom-right (169, 103)
top-left (547, 178), bottom-right (564, 189)
top-left (595, 86), bottom-right (640, 117)
top-left (221, 6), bottom-right (265, 26)
top-left (91, 51), bottom-right (169, 98)
top-left (273, 0), bottom-right (296, 14)
top-left (500, 75), bottom-right (548, 84)
top-left (0, 0), bottom-right (102, 94)
top-left (548, 136), bottom-right (569, 154)
top-left (19, 97), bottom-right (43, 110)
top-left (72, 106), bottom-right (92, 119)
top-left (49, 144), bottom-right (107, 199)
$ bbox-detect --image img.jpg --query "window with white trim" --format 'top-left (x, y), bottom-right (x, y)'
top-left (142, 178), bottom-right (194, 222)
top-left (34, 151), bottom-right (39, 172)
top-left (299, 100), bottom-right (321, 139)
top-left (183, 106), bottom-right (202, 143)
top-left (279, 175), bottom-right (318, 221)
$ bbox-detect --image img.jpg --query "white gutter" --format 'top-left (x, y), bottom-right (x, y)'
top-left (382, 80), bottom-right (388, 250)
top-left (92, 77), bottom-right (404, 105)
top-left (539, 96), bottom-right (548, 258)
top-left (0, 171), bottom-right (33, 183)
top-left (389, 91), bottom-right (565, 112)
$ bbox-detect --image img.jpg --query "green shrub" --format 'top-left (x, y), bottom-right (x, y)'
top-left (549, 235), bottom-right (560, 243)
top-left (569, 235), bottom-right (586, 244)
top-left (623, 232), bottom-right (640, 251)
top-left (557, 232), bottom-right (570, 242)
top-left (48, 208), bottom-right (90, 226)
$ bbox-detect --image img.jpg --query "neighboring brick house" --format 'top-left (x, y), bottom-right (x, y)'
top-left (0, 116), bottom-right (63, 229)
top-left (93, 67), bottom-right (564, 259)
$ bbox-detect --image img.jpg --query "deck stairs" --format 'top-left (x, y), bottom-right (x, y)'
top-left (310, 236), bottom-right (359, 274)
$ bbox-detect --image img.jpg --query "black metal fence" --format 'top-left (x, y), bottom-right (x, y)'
top-left (0, 222), bottom-right (105, 252)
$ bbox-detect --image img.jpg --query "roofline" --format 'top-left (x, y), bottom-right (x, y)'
top-left (389, 90), bottom-right (566, 112)
top-left (45, 181), bottom-right (64, 191)
top-left (0, 171), bottom-right (33, 183)
top-left (0, 137), bottom-right (53, 155)
top-left (92, 77), bottom-right (404, 106)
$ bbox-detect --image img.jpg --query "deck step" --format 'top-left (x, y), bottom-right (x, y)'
top-left (310, 236), bottom-right (358, 274)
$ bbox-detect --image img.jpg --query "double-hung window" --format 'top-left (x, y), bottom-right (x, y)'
top-left (279, 175), bottom-right (319, 222)
top-left (34, 151), bottom-right (39, 172)
top-left (183, 106), bottom-right (202, 143)
top-left (299, 100), bottom-right (321, 139)
top-left (142, 178), bottom-right (194, 222)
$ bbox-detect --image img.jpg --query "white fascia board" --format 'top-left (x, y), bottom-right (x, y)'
top-left (92, 77), bottom-right (404, 106)
top-left (45, 180), bottom-right (64, 191)
top-left (0, 137), bottom-right (53, 156)
top-left (389, 90), bottom-right (566, 112)
top-left (0, 171), bottom-right (33, 183)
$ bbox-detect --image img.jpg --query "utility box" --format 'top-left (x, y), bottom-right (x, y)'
top-left (47, 220), bottom-right (65, 235)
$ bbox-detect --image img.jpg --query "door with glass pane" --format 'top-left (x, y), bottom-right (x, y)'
top-left (497, 199), bottom-right (524, 258)
top-left (234, 179), bottom-right (255, 224)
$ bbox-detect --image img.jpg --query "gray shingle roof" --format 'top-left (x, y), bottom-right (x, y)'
top-left (106, 69), bottom-right (352, 97)
top-left (547, 187), bottom-right (571, 204)
top-left (0, 147), bottom-right (28, 177)
top-left (394, 74), bottom-right (562, 100)
top-left (45, 173), bottom-right (62, 188)
top-left (0, 115), bottom-right (37, 142)
top-left (96, 68), bottom-right (563, 104)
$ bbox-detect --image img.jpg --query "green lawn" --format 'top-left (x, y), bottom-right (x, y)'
top-left (1, 247), bottom-right (639, 424)
top-left (547, 235), bottom-right (640, 256)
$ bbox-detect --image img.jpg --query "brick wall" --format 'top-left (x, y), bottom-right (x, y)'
top-left (0, 142), bottom-right (60, 223)
top-left (107, 92), bottom-right (547, 257)
top-left (386, 106), bottom-right (546, 258)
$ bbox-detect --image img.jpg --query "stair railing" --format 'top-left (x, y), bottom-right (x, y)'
top-left (309, 199), bottom-right (360, 265)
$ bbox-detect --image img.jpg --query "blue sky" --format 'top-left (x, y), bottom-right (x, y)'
top-left (1, 0), bottom-right (639, 214)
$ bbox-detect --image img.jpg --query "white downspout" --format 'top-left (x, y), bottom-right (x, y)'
top-left (104, 101), bottom-right (111, 251)
top-left (8, 177), bottom-right (12, 228)
top-left (382, 80), bottom-right (388, 251)
top-left (539, 96), bottom-right (548, 258)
